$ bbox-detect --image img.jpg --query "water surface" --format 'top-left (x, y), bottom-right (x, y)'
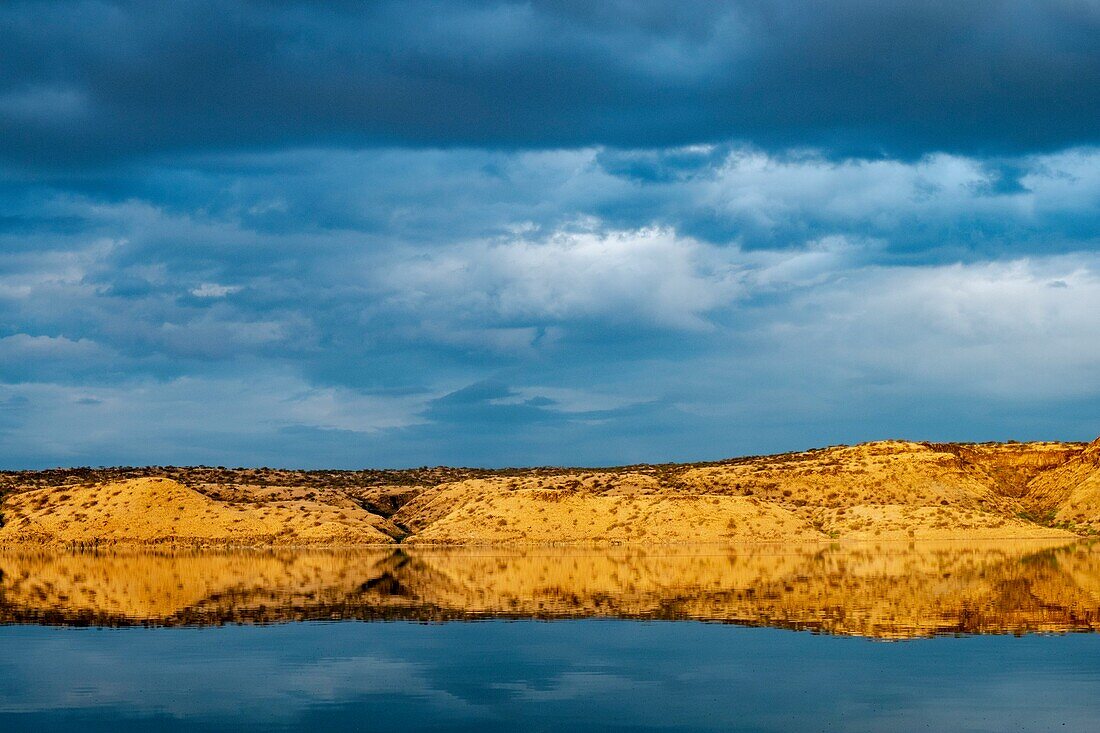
top-left (2, 541), bottom-right (1100, 731)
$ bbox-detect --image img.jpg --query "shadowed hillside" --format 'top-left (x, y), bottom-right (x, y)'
top-left (0, 439), bottom-right (1097, 546)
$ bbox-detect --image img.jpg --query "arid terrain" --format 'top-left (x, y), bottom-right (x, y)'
top-left (1, 438), bottom-right (1098, 546)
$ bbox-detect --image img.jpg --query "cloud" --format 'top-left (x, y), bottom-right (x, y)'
top-left (381, 225), bottom-right (743, 331)
top-left (190, 283), bottom-right (240, 298)
top-left (0, 371), bottom-right (433, 467)
top-left (0, 334), bottom-right (114, 382)
top-left (594, 146), bottom-right (1100, 258)
top-left (783, 258), bottom-right (1100, 400)
top-left (1, 141), bottom-right (1099, 467)
top-left (1, 1), bottom-right (1099, 168)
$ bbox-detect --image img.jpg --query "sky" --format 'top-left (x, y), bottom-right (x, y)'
top-left (2, 0), bottom-right (1099, 469)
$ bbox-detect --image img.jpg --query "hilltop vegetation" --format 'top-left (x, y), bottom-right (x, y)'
top-left (0, 438), bottom-right (1097, 546)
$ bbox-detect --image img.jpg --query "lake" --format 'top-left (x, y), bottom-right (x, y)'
top-left (2, 541), bottom-right (1099, 731)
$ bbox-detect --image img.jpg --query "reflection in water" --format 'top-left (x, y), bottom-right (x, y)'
top-left (3, 622), bottom-right (1100, 732)
top-left (3, 543), bottom-right (1100, 732)
top-left (2, 541), bottom-right (1100, 637)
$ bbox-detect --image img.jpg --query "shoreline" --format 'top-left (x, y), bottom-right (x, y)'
top-left (0, 533), bottom-right (1085, 552)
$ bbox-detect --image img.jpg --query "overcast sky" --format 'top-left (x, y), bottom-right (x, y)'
top-left (2, 0), bottom-right (1099, 468)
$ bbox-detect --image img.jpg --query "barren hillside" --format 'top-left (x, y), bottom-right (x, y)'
top-left (0, 438), bottom-right (1097, 546)
top-left (0, 478), bottom-right (400, 546)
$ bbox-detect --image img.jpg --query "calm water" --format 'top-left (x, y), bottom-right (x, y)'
top-left (2, 541), bottom-right (1100, 731)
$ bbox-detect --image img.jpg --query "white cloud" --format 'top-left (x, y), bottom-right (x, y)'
top-left (768, 256), bottom-right (1100, 399)
top-left (705, 150), bottom-right (1021, 229)
top-left (190, 283), bottom-right (241, 298)
top-left (744, 234), bottom-right (873, 290)
top-left (382, 225), bottom-right (744, 331)
top-left (0, 334), bottom-right (105, 359)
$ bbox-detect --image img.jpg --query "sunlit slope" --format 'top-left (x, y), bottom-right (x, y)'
top-left (401, 489), bottom-right (824, 544)
top-left (0, 478), bottom-right (398, 546)
top-left (396, 441), bottom-right (1085, 544)
top-left (1, 439), bottom-right (1097, 545)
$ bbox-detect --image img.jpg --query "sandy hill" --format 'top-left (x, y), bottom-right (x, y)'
top-left (393, 440), bottom-right (1087, 543)
top-left (1022, 438), bottom-right (1100, 531)
top-left (0, 477), bottom-right (399, 546)
top-left (0, 438), bottom-right (1097, 546)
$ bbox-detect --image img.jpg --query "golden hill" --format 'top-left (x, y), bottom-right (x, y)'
top-left (394, 440), bottom-right (1096, 544)
top-left (0, 438), bottom-right (1098, 546)
top-left (0, 477), bottom-right (400, 546)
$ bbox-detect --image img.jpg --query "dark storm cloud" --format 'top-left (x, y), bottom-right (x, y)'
top-left (2, 2), bottom-right (1100, 468)
top-left (1, 0), bottom-right (1099, 168)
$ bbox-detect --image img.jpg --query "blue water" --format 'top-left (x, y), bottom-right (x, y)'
top-left (1, 621), bottom-right (1099, 732)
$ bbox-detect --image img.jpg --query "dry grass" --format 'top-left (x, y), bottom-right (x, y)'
top-left (394, 440), bottom-right (1091, 544)
top-left (0, 478), bottom-right (398, 546)
top-left (402, 488), bottom-right (822, 544)
top-left (0, 438), bottom-right (1097, 546)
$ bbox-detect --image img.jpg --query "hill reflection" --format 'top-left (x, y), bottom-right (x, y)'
top-left (2, 541), bottom-right (1099, 637)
